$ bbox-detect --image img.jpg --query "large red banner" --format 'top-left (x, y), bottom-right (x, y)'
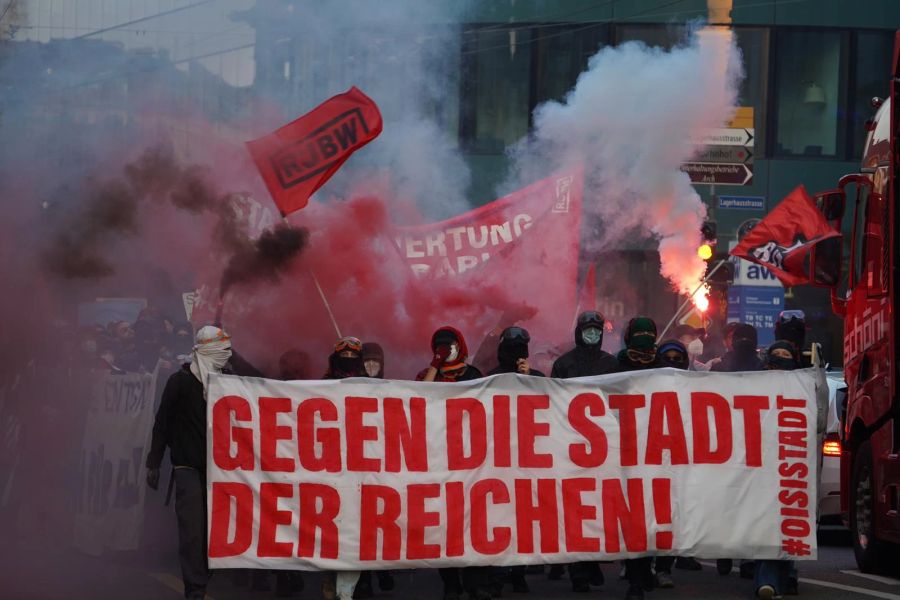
top-left (393, 170), bottom-right (584, 368)
top-left (247, 87), bottom-right (383, 217)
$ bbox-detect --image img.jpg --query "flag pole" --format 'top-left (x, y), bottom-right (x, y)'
top-left (659, 259), bottom-right (727, 340)
top-left (310, 269), bottom-right (342, 339)
top-left (278, 214), bottom-right (342, 340)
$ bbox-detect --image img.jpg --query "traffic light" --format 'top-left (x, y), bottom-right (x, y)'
top-left (699, 220), bottom-right (735, 285)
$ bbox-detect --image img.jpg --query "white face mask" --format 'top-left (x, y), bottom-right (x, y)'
top-left (447, 342), bottom-right (460, 362)
top-left (687, 338), bottom-right (704, 359)
top-left (364, 360), bottom-right (381, 377)
top-left (581, 327), bottom-right (602, 345)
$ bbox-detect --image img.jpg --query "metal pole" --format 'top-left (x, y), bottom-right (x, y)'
top-left (659, 259), bottom-right (727, 340)
top-left (310, 270), bottom-right (342, 339)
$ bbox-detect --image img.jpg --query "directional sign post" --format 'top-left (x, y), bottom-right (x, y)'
top-left (692, 128), bottom-right (754, 147)
top-left (681, 162), bottom-right (753, 186)
top-left (694, 146), bottom-right (753, 164)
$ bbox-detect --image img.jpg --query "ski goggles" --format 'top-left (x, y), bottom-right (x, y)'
top-left (334, 336), bottom-right (363, 354)
top-left (577, 311), bottom-right (606, 328)
top-left (500, 326), bottom-right (531, 344)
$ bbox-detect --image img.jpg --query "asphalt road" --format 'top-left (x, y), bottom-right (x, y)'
top-left (2, 527), bottom-right (898, 599)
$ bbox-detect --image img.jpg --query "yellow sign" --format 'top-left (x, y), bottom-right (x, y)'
top-left (728, 107), bottom-right (754, 129)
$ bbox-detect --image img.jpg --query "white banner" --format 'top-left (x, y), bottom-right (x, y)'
top-left (207, 368), bottom-right (825, 570)
top-left (74, 370), bottom-right (158, 555)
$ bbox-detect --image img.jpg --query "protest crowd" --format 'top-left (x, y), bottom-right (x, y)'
top-left (36, 295), bottom-right (811, 600)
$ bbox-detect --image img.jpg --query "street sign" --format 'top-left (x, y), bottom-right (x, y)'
top-left (692, 128), bottom-right (754, 147)
top-left (727, 285), bottom-right (785, 345)
top-left (694, 146), bottom-right (753, 164)
top-left (718, 195), bottom-right (764, 211)
top-left (681, 162), bottom-right (753, 185)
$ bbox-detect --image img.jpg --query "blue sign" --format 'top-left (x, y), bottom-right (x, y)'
top-left (718, 195), bottom-right (765, 211)
top-left (727, 285), bottom-right (785, 346)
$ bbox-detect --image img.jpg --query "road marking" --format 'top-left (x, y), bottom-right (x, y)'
top-left (798, 577), bottom-right (900, 599)
top-left (699, 562), bottom-right (900, 599)
top-left (841, 570), bottom-right (900, 586)
top-left (152, 572), bottom-right (218, 600)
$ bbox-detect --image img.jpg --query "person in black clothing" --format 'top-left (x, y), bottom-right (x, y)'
top-left (651, 340), bottom-right (703, 585)
top-left (616, 317), bottom-right (660, 600)
top-left (356, 341), bottom-right (396, 597)
top-left (550, 311), bottom-right (616, 591)
top-left (487, 326), bottom-right (544, 378)
top-left (362, 342), bottom-right (386, 379)
top-left (325, 336), bottom-right (366, 379)
top-left (321, 337), bottom-right (367, 599)
top-left (145, 326), bottom-right (232, 600)
top-left (712, 323), bottom-right (764, 372)
top-left (417, 327), bottom-right (487, 600)
top-left (551, 311), bottom-right (619, 378)
top-left (711, 323), bottom-right (764, 578)
top-left (754, 340), bottom-right (802, 598)
top-left (484, 327), bottom-right (541, 594)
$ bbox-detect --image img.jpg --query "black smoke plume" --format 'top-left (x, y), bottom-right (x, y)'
top-left (219, 223), bottom-right (309, 297)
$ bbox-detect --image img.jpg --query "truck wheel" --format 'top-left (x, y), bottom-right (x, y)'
top-left (850, 440), bottom-right (886, 573)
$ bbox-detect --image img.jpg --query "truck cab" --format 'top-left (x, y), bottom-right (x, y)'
top-left (812, 30), bottom-right (900, 572)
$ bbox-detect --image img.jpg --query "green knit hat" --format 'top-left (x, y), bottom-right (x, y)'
top-left (625, 317), bottom-right (658, 350)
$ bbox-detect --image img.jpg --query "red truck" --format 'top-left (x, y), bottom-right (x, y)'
top-left (810, 30), bottom-right (900, 572)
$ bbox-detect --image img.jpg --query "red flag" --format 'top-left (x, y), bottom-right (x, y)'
top-left (246, 87), bottom-right (383, 217)
top-left (577, 263), bottom-right (597, 313)
top-left (730, 185), bottom-right (839, 287)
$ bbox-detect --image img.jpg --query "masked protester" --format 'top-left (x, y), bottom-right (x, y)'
top-left (321, 337), bottom-right (367, 599)
top-left (551, 311), bottom-right (616, 591)
top-left (656, 340), bottom-right (690, 370)
top-left (488, 326), bottom-right (544, 378)
top-left (551, 311), bottom-right (619, 378)
top-left (417, 326), bottom-right (482, 383)
top-left (482, 327), bottom-right (540, 595)
top-left (278, 349), bottom-right (311, 381)
top-left (362, 342), bottom-right (385, 379)
top-left (145, 326), bottom-right (231, 600)
top-left (712, 323), bottom-right (764, 372)
top-left (651, 340), bottom-right (704, 582)
top-left (765, 341), bottom-right (801, 371)
top-left (710, 322), bottom-right (764, 578)
top-left (616, 317), bottom-right (659, 600)
top-left (325, 337), bottom-right (366, 379)
top-left (356, 341), bottom-right (396, 597)
top-left (417, 327), bottom-right (487, 600)
top-left (775, 310), bottom-right (809, 366)
top-left (755, 341), bottom-right (802, 598)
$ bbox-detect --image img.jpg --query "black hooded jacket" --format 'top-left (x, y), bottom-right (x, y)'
top-left (551, 320), bottom-right (619, 378)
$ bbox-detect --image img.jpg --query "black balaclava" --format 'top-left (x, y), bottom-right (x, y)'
top-left (497, 327), bottom-right (530, 369)
top-left (623, 316), bottom-right (658, 366)
top-left (657, 339), bottom-right (689, 370)
top-left (775, 316), bottom-right (806, 353)
top-left (766, 341), bottom-right (801, 371)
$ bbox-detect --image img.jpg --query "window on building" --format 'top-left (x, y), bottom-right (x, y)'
top-left (615, 23), bottom-right (688, 49)
top-left (532, 23), bottom-right (610, 107)
top-left (460, 26), bottom-right (532, 153)
top-left (851, 31), bottom-right (894, 158)
top-left (773, 29), bottom-right (849, 159)
top-left (733, 28), bottom-right (769, 156)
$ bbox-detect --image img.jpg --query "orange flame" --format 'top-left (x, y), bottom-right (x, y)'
top-left (692, 286), bottom-right (710, 313)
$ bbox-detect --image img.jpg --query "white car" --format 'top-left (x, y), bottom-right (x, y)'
top-left (818, 370), bottom-right (846, 524)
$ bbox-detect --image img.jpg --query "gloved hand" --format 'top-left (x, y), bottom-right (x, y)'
top-left (146, 467), bottom-right (160, 491)
top-left (430, 345), bottom-right (452, 369)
